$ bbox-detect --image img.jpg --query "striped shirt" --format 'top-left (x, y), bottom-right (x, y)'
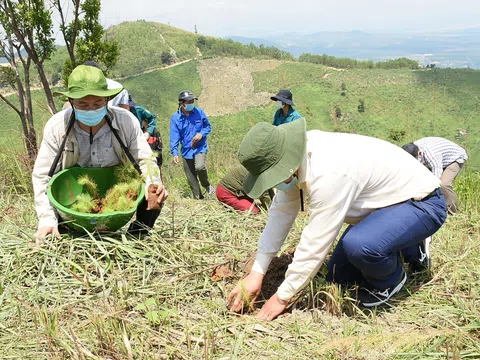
top-left (414, 137), bottom-right (468, 178)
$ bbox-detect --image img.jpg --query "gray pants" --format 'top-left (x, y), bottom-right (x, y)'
top-left (183, 153), bottom-right (211, 199)
top-left (440, 161), bottom-right (464, 214)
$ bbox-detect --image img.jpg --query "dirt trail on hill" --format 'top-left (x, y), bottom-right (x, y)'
top-left (115, 58), bottom-right (194, 80)
top-left (198, 58), bottom-right (282, 116)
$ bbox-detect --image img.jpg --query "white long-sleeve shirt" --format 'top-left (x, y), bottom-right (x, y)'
top-left (251, 130), bottom-right (441, 301)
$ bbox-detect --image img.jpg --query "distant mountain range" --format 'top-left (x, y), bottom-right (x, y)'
top-left (227, 27), bottom-right (480, 69)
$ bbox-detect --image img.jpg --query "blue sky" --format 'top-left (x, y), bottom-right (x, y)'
top-left (97, 0), bottom-right (480, 37)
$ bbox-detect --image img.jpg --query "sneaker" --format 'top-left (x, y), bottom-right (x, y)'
top-left (410, 236), bottom-right (431, 272)
top-left (357, 270), bottom-right (407, 307)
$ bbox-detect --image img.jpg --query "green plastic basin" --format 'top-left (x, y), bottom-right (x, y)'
top-left (47, 167), bottom-right (144, 232)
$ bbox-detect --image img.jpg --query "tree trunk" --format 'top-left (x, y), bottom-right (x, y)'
top-left (24, 58), bottom-right (38, 159)
top-left (35, 63), bottom-right (57, 115)
top-left (25, 127), bottom-right (38, 160)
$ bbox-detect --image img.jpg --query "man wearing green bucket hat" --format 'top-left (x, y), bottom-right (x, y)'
top-left (32, 65), bottom-right (168, 240)
top-left (228, 118), bottom-right (447, 319)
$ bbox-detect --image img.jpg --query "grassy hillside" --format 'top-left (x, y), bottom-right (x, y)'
top-left (252, 64), bottom-right (480, 169)
top-left (120, 60), bottom-right (480, 171)
top-left (41, 20), bottom-right (294, 83)
top-left (1, 60), bottom-right (479, 171)
top-left (105, 21), bottom-right (200, 78)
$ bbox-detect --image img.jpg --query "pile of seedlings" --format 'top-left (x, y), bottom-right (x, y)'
top-left (71, 165), bottom-right (142, 214)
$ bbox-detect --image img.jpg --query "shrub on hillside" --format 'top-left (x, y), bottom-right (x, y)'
top-left (358, 99), bottom-right (365, 113)
top-left (197, 37), bottom-right (294, 61)
top-left (161, 51), bottom-right (175, 65)
top-left (299, 53), bottom-right (418, 70)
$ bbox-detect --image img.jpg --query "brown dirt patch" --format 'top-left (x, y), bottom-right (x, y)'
top-left (198, 58), bottom-right (283, 116)
top-left (210, 248), bottom-right (295, 302)
top-left (258, 248), bottom-right (295, 301)
top-left (1, 206), bottom-right (16, 221)
top-left (210, 264), bottom-right (235, 282)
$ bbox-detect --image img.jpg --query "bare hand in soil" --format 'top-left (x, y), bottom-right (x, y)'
top-left (228, 271), bottom-right (264, 313)
top-left (34, 226), bottom-right (61, 244)
top-left (256, 293), bottom-right (287, 321)
top-left (146, 183), bottom-right (168, 210)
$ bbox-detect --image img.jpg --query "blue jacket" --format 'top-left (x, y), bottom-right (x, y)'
top-left (273, 107), bottom-right (302, 126)
top-left (170, 107), bottom-right (211, 159)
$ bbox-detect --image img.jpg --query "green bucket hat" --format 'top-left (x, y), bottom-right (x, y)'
top-left (238, 118), bottom-right (307, 198)
top-left (53, 65), bottom-right (123, 99)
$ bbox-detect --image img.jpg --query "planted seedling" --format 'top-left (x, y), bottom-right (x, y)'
top-left (238, 280), bottom-right (256, 313)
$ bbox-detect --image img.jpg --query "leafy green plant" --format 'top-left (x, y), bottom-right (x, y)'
top-left (135, 298), bottom-right (179, 325)
top-left (114, 161), bottom-right (142, 184)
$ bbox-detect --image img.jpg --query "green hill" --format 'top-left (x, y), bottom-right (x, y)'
top-left (105, 21), bottom-right (200, 77)
top-left (2, 58), bottom-right (479, 173)
top-left (43, 20), bottom-right (294, 82)
top-left (121, 60), bottom-right (480, 172)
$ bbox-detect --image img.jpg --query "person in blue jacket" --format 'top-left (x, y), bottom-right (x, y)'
top-left (170, 90), bottom-right (214, 199)
top-left (271, 89), bottom-right (303, 126)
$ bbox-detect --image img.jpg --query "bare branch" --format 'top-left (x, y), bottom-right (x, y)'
top-left (0, 93), bottom-right (21, 116)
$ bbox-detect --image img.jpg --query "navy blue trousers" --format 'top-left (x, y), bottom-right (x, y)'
top-left (326, 189), bottom-right (447, 290)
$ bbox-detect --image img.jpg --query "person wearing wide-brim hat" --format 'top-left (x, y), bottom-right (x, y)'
top-left (32, 65), bottom-right (168, 240)
top-left (228, 118), bottom-right (447, 319)
top-left (270, 89), bottom-right (303, 126)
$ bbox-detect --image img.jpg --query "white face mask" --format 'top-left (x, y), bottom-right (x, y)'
top-left (276, 100), bottom-right (285, 109)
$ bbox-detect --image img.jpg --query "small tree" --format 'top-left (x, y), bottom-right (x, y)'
top-left (358, 99), bottom-right (365, 113)
top-left (161, 51), bottom-right (174, 65)
top-left (53, 0), bottom-right (81, 66)
top-left (55, 0), bottom-right (120, 83)
top-left (335, 106), bottom-right (342, 119)
top-left (197, 36), bottom-right (207, 48)
top-left (0, 0), bottom-right (58, 159)
top-left (0, 0), bottom-right (57, 116)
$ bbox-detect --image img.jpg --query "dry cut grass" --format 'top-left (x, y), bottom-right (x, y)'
top-left (0, 175), bottom-right (479, 359)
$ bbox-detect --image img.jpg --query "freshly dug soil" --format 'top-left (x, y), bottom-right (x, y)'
top-left (147, 184), bottom-right (160, 210)
top-left (210, 248), bottom-right (295, 305)
top-left (258, 248), bottom-right (295, 301)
